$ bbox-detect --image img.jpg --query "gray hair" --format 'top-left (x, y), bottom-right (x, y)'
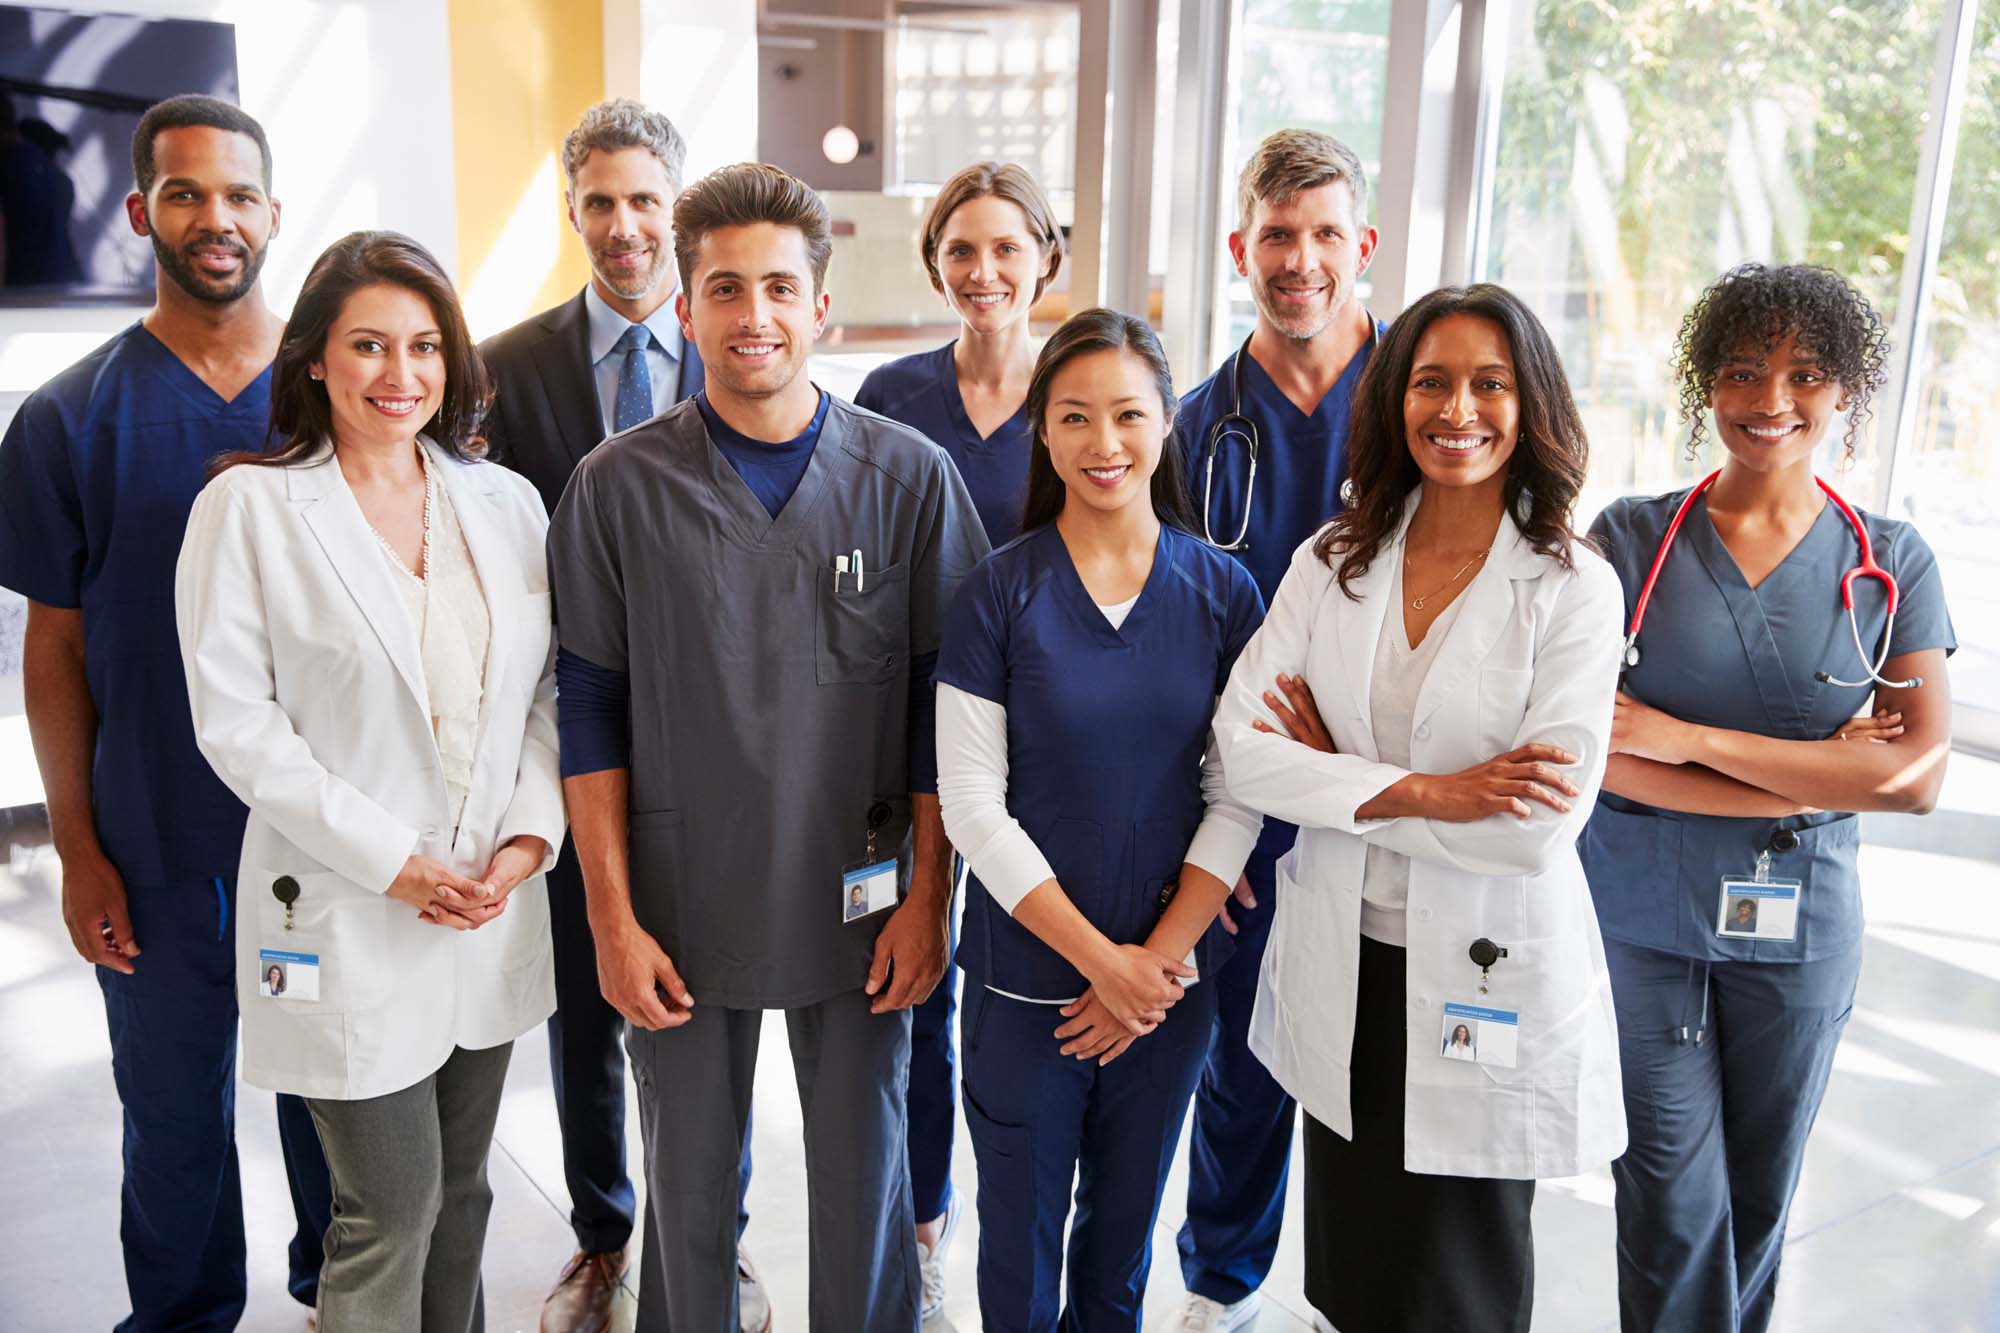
top-left (1236, 128), bottom-right (1369, 235)
top-left (562, 99), bottom-right (688, 192)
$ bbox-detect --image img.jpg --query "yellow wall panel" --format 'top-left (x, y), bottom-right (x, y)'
top-left (448, 0), bottom-right (604, 336)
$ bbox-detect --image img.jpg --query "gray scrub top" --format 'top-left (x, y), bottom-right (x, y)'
top-left (547, 395), bottom-right (989, 1007)
top-left (1580, 488), bottom-right (1955, 963)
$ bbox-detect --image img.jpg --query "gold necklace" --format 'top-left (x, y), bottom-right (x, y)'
top-left (1406, 548), bottom-right (1487, 610)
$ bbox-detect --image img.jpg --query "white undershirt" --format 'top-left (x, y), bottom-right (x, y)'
top-left (935, 597), bottom-right (1263, 1004)
top-left (1359, 560), bottom-right (1467, 946)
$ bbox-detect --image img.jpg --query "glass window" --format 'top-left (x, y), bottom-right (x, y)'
top-left (1213, 0), bottom-right (1393, 357)
top-left (1481, 0), bottom-right (1946, 517)
top-left (1898, 3), bottom-right (2000, 721)
top-left (893, 9), bottom-right (1079, 223)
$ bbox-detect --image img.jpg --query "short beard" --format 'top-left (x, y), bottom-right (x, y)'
top-left (151, 228), bottom-right (267, 305)
top-left (1251, 275), bottom-right (1339, 343)
top-left (590, 243), bottom-right (673, 303)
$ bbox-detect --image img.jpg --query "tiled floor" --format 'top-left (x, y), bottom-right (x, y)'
top-left (2, 757), bottom-right (1996, 1332)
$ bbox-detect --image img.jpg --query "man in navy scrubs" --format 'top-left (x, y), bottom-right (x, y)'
top-left (1170, 127), bottom-right (1385, 1332)
top-left (0, 95), bottom-right (331, 1331)
top-left (479, 98), bottom-right (777, 1333)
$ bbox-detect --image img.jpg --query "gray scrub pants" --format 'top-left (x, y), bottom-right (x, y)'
top-left (1605, 939), bottom-right (1862, 1333)
top-left (306, 1041), bottom-right (515, 1333)
top-left (626, 988), bottom-right (921, 1332)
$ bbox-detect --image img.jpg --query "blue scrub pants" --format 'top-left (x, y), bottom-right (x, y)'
top-left (962, 978), bottom-right (1218, 1333)
top-left (1177, 844), bottom-right (1295, 1304)
top-left (906, 901), bottom-right (960, 1225)
top-left (98, 878), bottom-right (332, 1330)
top-left (1604, 937), bottom-right (1862, 1333)
top-left (546, 841), bottom-right (753, 1252)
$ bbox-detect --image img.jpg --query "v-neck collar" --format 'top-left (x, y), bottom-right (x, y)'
top-left (1687, 495), bottom-right (1836, 734)
top-left (134, 322), bottom-right (271, 413)
top-left (1691, 492), bottom-right (1838, 594)
top-left (694, 391), bottom-right (838, 549)
top-left (1044, 522), bottom-right (1175, 647)
top-left (937, 341), bottom-right (1028, 450)
top-left (1239, 329), bottom-right (1372, 426)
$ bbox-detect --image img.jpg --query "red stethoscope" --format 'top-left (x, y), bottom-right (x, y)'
top-left (1621, 469), bottom-right (1923, 690)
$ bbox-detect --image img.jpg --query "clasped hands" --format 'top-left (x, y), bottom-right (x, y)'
top-left (385, 834), bottom-right (548, 930)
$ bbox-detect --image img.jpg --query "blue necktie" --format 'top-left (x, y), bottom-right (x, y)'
top-left (613, 323), bottom-right (655, 432)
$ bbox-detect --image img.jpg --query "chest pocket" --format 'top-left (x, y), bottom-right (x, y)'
top-left (815, 561), bottom-right (909, 685)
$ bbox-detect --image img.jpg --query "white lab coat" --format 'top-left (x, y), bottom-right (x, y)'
top-left (1215, 497), bottom-right (1627, 1179)
top-left (175, 440), bottom-right (564, 1101)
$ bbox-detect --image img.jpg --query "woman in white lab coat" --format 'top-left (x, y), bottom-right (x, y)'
top-left (175, 231), bottom-right (563, 1330)
top-left (1213, 284), bottom-right (1626, 1332)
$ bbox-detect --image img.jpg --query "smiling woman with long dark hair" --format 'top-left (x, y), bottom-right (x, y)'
top-left (1212, 284), bottom-right (1627, 1333)
top-left (175, 229), bottom-right (563, 1329)
top-left (935, 308), bottom-right (1263, 1331)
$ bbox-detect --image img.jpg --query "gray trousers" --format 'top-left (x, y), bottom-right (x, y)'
top-left (626, 988), bottom-right (920, 1332)
top-left (306, 1042), bottom-right (515, 1333)
top-left (1605, 939), bottom-right (1862, 1333)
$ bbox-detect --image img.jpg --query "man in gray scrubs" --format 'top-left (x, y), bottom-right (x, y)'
top-left (547, 162), bottom-right (988, 1332)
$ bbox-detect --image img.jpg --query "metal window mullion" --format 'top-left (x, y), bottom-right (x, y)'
top-left (1161, 0), bottom-right (1236, 385)
top-left (1876, 0), bottom-right (1980, 514)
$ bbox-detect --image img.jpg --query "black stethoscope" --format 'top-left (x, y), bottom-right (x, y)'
top-left (1199, 322), bottom-right (1383, 552)
top-left (1621, 468), bottom-right (1922, 690)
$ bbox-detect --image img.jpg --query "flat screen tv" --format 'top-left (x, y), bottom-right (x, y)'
top-left (1, 2), bottom-right (239, 304)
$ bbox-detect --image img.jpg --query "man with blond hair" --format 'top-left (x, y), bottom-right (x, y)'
top-left (1170, 127), bottom-right (1386, 1332)
top-left (547, 161), bottom-right (987, 1331)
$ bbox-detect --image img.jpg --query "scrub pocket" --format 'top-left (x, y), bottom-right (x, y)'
top-left (815, 561), bottom-right (909, 684)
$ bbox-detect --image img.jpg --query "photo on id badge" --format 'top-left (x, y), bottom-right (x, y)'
top-left (260, 947), bottom-right (321, 1001)
top-left (842, 858), bottom-right (899, 922)
top-left (1440, 1002), bottom-right (1517, 1068)
top-left (1717, 877), bottom-right (1800, 940)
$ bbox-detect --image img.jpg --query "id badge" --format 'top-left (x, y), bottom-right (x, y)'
top-left (1439, 1001), bottom-right (1518, 1069)
top-left (258, 947), bottom-right (321, 1002)
top-left (1717, 877), bottom-right (1801, 941)
top-left (841, 858), bottom-right (900, 923)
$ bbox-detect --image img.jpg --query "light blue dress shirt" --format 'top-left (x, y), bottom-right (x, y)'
top-left (583, 282), bottom-right (684, 436)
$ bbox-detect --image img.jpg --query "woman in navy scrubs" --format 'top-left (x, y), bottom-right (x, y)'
top-left (855, 161), bottom-right (1064, 550)
top-left (936, 309), bottom-right (1264, 1333)
top-left (1583, 263), bottom-right (1956, 1333)
top-left (854, 161), bottom-right (1066, 1308)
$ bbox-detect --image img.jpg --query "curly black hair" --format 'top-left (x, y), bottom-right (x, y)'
top-left (1672, 263), bottom-right (1889, 462)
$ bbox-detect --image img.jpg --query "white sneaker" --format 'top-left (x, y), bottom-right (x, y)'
top-left (916, 1190), bottom-right (965, 1322)
top-left (1176, 1290), bottom-right (1262, 1331)
top-left (738, 1243), bottom-right (773, 1333)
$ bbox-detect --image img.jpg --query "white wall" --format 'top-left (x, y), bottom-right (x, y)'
top-left (0, 0), bottom-right (459, 755)
top-left (608, 0), bottom-right (759, 181)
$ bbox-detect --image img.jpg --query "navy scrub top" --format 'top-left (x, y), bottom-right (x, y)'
top-left (1175, 322), bottom-right (1381, 860)
top-left (936, 523), bottom-right (1265, 1000)
top-left (0, 324), bottom-right (264, 886)
top-left (854, 341), bottom-right (1032, 550)
top-left (1581, 489), bottom-right (1956, 963)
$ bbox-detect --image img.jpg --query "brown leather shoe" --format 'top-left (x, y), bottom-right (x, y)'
top-left (540, 1249), bottom-right (627, 1333)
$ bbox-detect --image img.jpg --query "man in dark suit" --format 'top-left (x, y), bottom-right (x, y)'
top-left (480, 99), bottom-right (760, 1333)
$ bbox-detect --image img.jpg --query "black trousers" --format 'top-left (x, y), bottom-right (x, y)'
top-left (1302, 935), bottom-right (1537, 1333)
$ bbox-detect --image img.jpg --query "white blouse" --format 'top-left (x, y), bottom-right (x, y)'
top-left (359, 453), bottom-right (491, 831)
top-left (1358, 559), bottom-right (1468, 946)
